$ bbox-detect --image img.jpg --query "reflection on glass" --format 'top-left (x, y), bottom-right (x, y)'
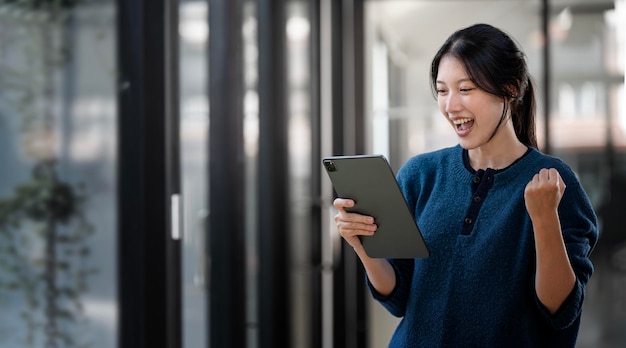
top-left (179, 1), bottom-right (208, 347)
top-left (0, 2), bottom-right (117, 348)
top-left (286, 3), bottom-right (313, 347)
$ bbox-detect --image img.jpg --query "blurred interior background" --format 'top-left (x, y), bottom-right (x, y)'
top-left (0, 0), bottom-right (624, 347)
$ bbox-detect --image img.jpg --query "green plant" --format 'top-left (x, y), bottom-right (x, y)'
top-left (0, 1), bottom-right (96, 347)
top-left (0, 162), bottom-right (96, 347)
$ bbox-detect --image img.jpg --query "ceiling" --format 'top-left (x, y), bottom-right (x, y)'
top-left (365, 0), bottom-right (619, 76)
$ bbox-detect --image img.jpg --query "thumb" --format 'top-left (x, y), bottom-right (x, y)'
top-left (553, 168), bottom-right (566, 193)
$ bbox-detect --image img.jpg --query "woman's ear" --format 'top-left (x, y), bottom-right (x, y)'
top-left (505, 84), bottom-right (519, 100)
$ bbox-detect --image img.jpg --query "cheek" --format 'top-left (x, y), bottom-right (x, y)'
top-left (437, 98), bottom-right (446, 114)
top-left (476, 101), bottom-right (505, 123)
top-left (490, 103), bottom-right (506, 121)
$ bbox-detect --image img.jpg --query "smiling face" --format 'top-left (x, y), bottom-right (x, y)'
top-left (436, 55), bottom-right (512, 151)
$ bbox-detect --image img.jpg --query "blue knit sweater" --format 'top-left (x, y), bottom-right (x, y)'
top-left (367, 145), bottom-right (598, 347)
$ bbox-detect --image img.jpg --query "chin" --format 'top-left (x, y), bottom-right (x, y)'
top-left (457, 139), bottom-right (478, 150)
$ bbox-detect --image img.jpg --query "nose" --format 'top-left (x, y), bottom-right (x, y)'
top-left (443, 92), bottom-right (462, 114)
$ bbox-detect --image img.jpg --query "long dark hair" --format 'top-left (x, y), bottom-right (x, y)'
top-left (430, 23), bottom-right (537, 148)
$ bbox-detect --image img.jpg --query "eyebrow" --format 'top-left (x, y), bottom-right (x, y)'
top-left (436, 78), bottom-right (473, 85)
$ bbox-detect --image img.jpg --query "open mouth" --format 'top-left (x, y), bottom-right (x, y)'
top-left (453, 118), bottom-right (474, 132)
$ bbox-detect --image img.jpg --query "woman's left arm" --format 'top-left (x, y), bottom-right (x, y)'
top-left (524, 168), bottom-right (576, 314)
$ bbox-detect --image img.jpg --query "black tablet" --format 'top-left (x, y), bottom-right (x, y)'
top-left (322, 155), bottom-right (429, 259)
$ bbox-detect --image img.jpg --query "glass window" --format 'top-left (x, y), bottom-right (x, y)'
top-left (0, 2), bottom-right (117, 347)
top-left (286, 2), bottom-right (314, 347)
top-left (179, 1), bottom-right (209, 347)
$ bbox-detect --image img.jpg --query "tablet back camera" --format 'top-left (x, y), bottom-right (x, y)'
top-left (324, 160), bottom-right (336, 172)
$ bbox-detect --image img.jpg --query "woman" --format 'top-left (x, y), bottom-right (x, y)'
top-left (334, 23), bottom-right (598, 347)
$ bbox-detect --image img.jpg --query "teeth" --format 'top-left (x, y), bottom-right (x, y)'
top-left (453, 118), bottom-right (472, 125)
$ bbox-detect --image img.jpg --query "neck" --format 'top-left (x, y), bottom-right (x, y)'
top-left (467, 130), bottom-right (528, 170)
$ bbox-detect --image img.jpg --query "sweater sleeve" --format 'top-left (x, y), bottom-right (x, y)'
top-left (534, 164), bottom-right (598, 330)
top-left (366, 258), bottom-right (415, 317)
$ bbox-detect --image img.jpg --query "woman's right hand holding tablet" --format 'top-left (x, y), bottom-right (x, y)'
top-left (333, 197), bottom-right (395, 295)
top-left (333, 198), bottom-right (378, 253)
